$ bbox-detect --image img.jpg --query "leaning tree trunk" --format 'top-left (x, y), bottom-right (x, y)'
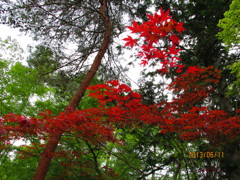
top-left (33, 1), bottom-right (112, 179)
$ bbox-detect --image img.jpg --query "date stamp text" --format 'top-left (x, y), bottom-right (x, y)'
top-left (188, 152), bottom-right (224, 158)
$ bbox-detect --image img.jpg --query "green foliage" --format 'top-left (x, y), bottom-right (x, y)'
top-left (27, 46), bottom-right (60, 77)
top-left (2, 62), bottom-right (48, 115)
top-left (217, 0), bottom-right (240, 49)
top-left (0, 153), bottom-right (37, 180)
top-left (227, 61), bottom-right (240, 96)
top-left (0, 142), bottom-right (39, 180)
top-left (217, 0), bottom-right (240, 98)
top-left (0, 38), bottom-right (51, 116)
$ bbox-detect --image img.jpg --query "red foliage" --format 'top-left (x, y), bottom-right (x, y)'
top-left (123, 7), bottom-right (185, 73)
top-left (0, 8), bottom-right (239, 176)
top-left (123, 35), bottom-right (138, 48)
top-left (120, 7), bottom-right (239, 142)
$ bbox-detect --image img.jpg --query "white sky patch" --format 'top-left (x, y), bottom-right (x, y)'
top-left (0, 25), bottom-right (38, 60)
top-left (117, 31), bottom-right (143, 89)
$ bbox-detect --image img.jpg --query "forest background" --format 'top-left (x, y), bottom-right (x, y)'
top-left (0, 0), bottom-right (240, 180)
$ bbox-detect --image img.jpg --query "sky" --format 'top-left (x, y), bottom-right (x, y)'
top-left (0, 24), bottom-right (36, 54)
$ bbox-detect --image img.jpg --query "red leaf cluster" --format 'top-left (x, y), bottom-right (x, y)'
top-left (123, 7), bottom-right (185, 73)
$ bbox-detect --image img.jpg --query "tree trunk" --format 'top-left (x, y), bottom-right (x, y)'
top-left (33, 1), bottom-right (111, 179)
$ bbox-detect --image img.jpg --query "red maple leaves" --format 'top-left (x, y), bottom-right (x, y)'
top-left (123, 7), bottom-right (185, 74)
top-left (122, 35), bottom-right (138, 48)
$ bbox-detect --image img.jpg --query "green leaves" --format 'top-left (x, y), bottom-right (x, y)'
top-left (0, 61), bottom-right (50, 116)
top-left (0, 38), bottom-right (58, 116)
top-left (217, 0), bottom-right (240, 49)
top-left (227, 60), bottom-right (240, 96)
top-left (217, 0), bottom-right (240, 98)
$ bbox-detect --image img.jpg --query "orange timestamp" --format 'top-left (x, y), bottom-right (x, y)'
top-left (188, 152), bottom-right (224, 158)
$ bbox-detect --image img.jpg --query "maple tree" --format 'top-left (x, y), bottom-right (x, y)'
top-left (1, 6), bottom-right (240, 179)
